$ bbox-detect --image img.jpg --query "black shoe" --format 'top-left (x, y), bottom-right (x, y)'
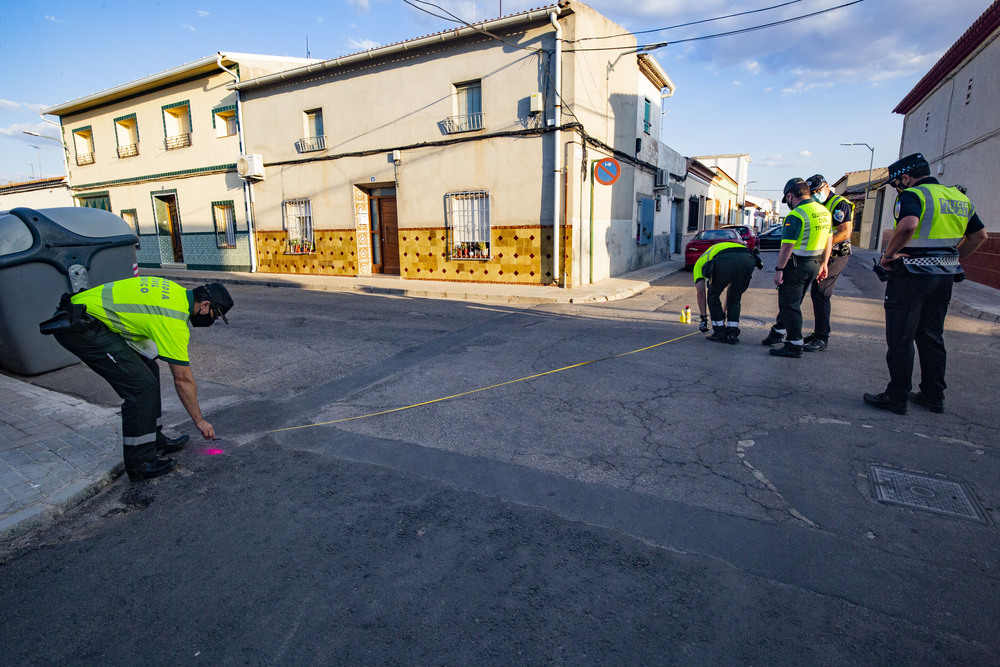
top-left (863, 392), bottom-right (907, 415)
top-left (762, 328), bottom-right (784, 346)
top-left (156, 433), bottom-right (189, 455)
top-left (909, 392), bottom-right (944, 413)
top-left (803, 337), bottom-right (828, 352)
top-left (769, 342), bottom-right (802, 358)
top-left (706, 326), bottom-right (728, 343)
top-left (726, 327), bottom-right (741, 345)
top-left (126, 458), bottom-right (177, 481)
top-left (803, 333), bottom-right (817, 344)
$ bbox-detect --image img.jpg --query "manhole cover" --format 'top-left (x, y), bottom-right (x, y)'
top-left (868, 465), bottom-right (988, 523)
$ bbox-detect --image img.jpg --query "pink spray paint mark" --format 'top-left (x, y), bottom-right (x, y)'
top-left (201, 448), bottom-right (225, 456)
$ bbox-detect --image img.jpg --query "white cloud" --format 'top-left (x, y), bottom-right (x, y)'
top-left (347, 0), bottom-right (370, 12)
top-left (0, 99), bottom-right (45, 112)
top-left (197, 10), bottom-right (210, 17)
top-left (317, 17), bottom-right (325, 23)
top-left (44, 15), bottom-right (62, 23)
top-left (744, 60), bottom-right (760, 76)
top-left (347, 38), bottom-right (381, 52)
top-left (800, 150), bottom-right (813, 157)
top-left (732, 80), bottom-right (742, 86)
top-left (182, 23), bottom-right (196, 32)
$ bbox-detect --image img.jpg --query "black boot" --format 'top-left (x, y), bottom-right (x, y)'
top-left (769, 342), bottom-right (802, 358)
top-left (726, 327), bottom-right (741, 345)
top-left (762, 327), bottom-right (784, 346)
top-left (156, 432), bottom-right (190, 455)
top-left (126, 457), bottom-right (177, 481)
top-left (706, 325), bottom-right (728, 343)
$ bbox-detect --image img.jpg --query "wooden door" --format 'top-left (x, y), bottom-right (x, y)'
top-left (379, 197), bottom-right (400, 275)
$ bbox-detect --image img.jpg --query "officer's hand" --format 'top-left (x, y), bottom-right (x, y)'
top-left (818, 265), bottom-right (829, 281)
top-left (196, 419), bottom-right (215, 440)
top-left (699, 317), bottom-right (709, 333)
top-left (774, 271), bottom-right (783, 287)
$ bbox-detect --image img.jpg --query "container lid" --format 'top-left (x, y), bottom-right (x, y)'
top-left (25, 207), bottom-right (135, 238)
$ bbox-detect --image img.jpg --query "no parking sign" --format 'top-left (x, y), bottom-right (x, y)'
top-left (594, 157), bottom-right (621, 186)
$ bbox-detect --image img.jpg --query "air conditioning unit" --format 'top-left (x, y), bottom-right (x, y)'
top-left (236, 154), bottom-right (265, 180)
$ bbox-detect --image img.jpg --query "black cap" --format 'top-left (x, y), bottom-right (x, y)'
top-left (202, 283), bottom-right (233, 325)
top-left (783, 178), bottom-right (807, 196)
top-left (887, 153), bottom-right (929, 181)
top-left (806, 174), bottom-right (827, 192)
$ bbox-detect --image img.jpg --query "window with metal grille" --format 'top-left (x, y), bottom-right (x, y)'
top-left (213, 201), bottom-right (237, 249)
top-left (282, 199), bottom-right (314, 254)
top-left (73, 127), bottom-right (95, 165)
top-left (446, 191), bottom-right (491, 259)
top-left (163, 101), bottom-right (192, 150)
top-left (297, 109), bottom-right (326, 152)
top-left (115, 115), bottom-right (139, 159)
top-left (121, 209), bottom-right (140, 248)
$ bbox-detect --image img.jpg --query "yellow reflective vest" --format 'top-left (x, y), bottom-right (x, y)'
top-left (71, 277), bottom-right (193, 365)
top-left (782, 201), bottom-right (832, 256)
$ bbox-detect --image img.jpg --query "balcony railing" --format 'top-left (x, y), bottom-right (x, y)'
top-left (117, 143), bottom-right (139, 159)
top-left (295, 135), bottom-right (327, 153)
top-left (76, 152), bottom-right (95, 166)
top-left (165, 133), bottom-right (191, 150)
top-left (442, 112), bottom-right (485, 134)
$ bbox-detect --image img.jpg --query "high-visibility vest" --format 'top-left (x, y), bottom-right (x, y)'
top-left (823, 193), bottom-right (854, 225)
top-left (71, 276), bottom-right (193, 365)
top-left (783, 201), bottom-right (832, 256)
top-left (692, 241), bottom-right (749, 283)
top-left (898, 183), bottom-right (973, 250)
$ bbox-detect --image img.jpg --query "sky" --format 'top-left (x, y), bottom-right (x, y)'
top-left (1, 0), bottom-right (994, 202)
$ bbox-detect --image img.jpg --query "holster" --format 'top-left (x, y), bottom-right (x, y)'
top-left (39, 293), bottom-right (94, 335)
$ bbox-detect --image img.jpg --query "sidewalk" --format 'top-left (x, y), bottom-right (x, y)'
top-left (3, 256), bottom-right (998, 541)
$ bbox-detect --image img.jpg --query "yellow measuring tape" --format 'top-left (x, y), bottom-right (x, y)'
top-left (270, 330), bottom-right (701, 433)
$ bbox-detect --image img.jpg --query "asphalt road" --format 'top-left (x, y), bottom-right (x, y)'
top-left (2, 249), bottom-right (998, 664)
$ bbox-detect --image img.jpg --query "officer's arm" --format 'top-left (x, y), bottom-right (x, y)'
top-left (883, 215), bottom-right (918, 265)
top-left (818, 236), bottom-right (833, 280)
top-left (958, 228), bottom-right (988, 261)
top-left (831, 220), bottom-right (853, 245)
top-left (695, 279), bottom-right (708, 318)
top-left (168, 363), bottom-right (215, 440)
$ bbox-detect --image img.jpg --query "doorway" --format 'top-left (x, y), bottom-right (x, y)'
top-left (369, 189), bottom-right (399, 275)
top-left (152, 192), bottom-right (184, 263)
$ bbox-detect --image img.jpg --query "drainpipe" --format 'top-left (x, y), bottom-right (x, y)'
top-left (549, 9), bottom-right (563, 286)
top-left (217, 53), bottom-right (259, 272)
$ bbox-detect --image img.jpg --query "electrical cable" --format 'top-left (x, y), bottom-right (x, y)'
top-left (564, 0), bottom-right (864, 53)
top-left (571, 0), bottom-right (808, 42)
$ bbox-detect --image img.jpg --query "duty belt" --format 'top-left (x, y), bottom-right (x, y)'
top-left (901, 253), bottom-right (962, 275)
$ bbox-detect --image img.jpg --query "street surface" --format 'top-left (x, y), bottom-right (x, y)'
top-left (2, 248), bottom-right (998, 664)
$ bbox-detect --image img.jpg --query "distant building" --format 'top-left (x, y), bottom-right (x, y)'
top-left (830, 168), bottom-right (888, 250)
top-left (42, 53), bottom-right (318, 272)
top-left (231, 1), bottom-right (678, 286)
top-left (0, 177), bottom-right (71, 211)
top-left (891, 0), bottom-right (1000, 287)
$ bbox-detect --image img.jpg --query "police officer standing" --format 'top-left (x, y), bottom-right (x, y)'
top-left (863, 153), bottom-right (987, 415)
top-left (802, 174), bottom-right (854, 352)
top-left (762, 178), bottom-right (833, 358)
top-left (693, 239), bottom-right (762, 344)
top-left (43, 277), bottom-right (234, 480)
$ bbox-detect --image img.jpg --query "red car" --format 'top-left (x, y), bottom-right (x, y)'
top-left (722, 224), bottom-right (758, 252)
top-left (684, 228), bottom-right (744, 269)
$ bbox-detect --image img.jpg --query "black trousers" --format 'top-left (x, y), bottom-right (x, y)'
top-left (809, 253), bottom-right (849, 338)
top-left (775, 255), bottom-right (823, 343)
top-left (54, 321), bottom-right (162, 467)
top-left (883, 270), bottom-right (952, 402)
top-left (706, 251), bottom-right (756, 325)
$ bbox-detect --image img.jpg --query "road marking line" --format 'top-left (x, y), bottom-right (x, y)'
top-left (270, 330), bottom-right (701, 433)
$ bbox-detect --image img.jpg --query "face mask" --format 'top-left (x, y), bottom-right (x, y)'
top-left (890, 178), bottom-right (905, 193)
top-left (190, 312), bottom-right (215, 327)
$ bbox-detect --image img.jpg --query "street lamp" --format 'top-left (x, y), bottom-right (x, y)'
top-left (27, 144), bottom-right (41, 178)
top-left (841, 142), bottom-right (875, 201)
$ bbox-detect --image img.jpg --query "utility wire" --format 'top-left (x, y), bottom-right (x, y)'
top-left (564, 0), bottom-right (864, 52)
top-left (571, 0), bottom-right (809, 42)
top-left (402, 0), bottom-right (544, 53)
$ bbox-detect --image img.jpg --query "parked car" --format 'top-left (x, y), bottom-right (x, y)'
top-left (721, 224), bottom-right (758, 252)
top-left (684, 228), bottom-right (743, 269)
top-left (757, 225), bottom-right (783, 251)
